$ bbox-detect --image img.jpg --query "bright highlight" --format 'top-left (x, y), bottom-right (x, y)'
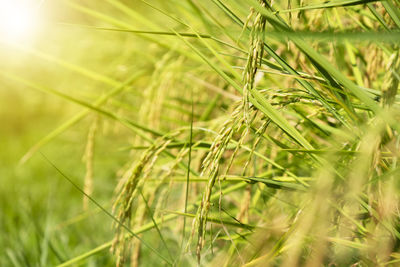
top-left (0, 0), bottom-right (40, 41)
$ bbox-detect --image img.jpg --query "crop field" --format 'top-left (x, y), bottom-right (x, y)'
top-left (1, 0), bottom-right (400, 266)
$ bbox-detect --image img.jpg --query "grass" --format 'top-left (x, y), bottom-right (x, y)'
top-left (1, 0), bottom-right (400, 266)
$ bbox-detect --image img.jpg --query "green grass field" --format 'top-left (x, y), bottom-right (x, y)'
top-left (1, 0), bottom-right (400, 266)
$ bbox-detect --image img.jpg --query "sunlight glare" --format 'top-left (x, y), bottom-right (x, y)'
top-left (0, 0), bottom-right (40, 41)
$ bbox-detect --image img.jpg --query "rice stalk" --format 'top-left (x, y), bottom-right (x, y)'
top-left (111, 132), bottom-right (178, 266)
top-left (82, 115), bottom-right (99, 210)
top-left (382, 50), bottom-right (400, 107)
top-left (243, 0), bottom-right (268, 126)
top-left (191, 102), bottom-right (244, 262)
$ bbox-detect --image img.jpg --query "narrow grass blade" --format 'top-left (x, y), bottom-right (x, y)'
top-left (20, 70), bottom-right (146, 164)
top-left (57, 183), bottom-right (247, 266)
top-left (139, 190), bottom-right (174, 261)
top-left (41, 154), bottom-right (173, 266)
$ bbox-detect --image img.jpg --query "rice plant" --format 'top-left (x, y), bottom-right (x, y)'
top-left (1, 0), bottom-right (400, 266)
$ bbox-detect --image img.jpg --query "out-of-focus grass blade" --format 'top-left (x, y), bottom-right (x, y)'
top-left (59, 23), bottom-right (212, 38)
top-left (20, 71), bottom-right (145, 164)
top-left (276, 0), bottom-right (379, 13)
top-left (327, 237), bottom-right (367, 249)
top-left (367, 3), bottom-right (391, 31)
top-left (334, 9), bottom-right (364, 87)
top-left (105, 0), bottom-right (160, 30)
top-left (382, 0), bottom-right (400, 28)
top-left (0, 71), bottom-right (162, 139)
top-left (211, 0), bottom-right (243, 27)
top-left (1, 42), bottom-right (119, 87)
top-left (264, 30), bottom-right (400, 43)
top-left (182, 91), bottom-right (194, 246)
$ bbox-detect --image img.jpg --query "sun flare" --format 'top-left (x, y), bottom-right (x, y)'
top-left (0, 0), bottom-right (40, 41)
